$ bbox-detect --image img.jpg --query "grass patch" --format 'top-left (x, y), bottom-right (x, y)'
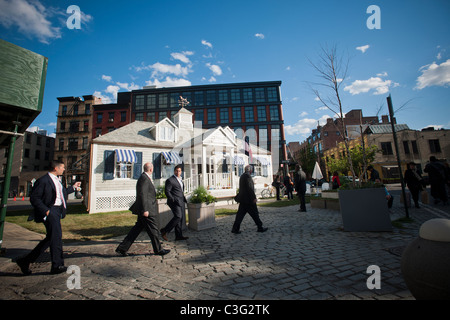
top-left (257, 196), bottom-right (309, 207)
top-left (392, 217), bottom-right (415, 229)
top-left (215, 208), bottom-right (237, 217)
top-left (6, 204), bottom-right (136, 242)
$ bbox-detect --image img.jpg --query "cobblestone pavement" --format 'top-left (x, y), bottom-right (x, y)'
top-left (1, 193), bottom-right (449, 301)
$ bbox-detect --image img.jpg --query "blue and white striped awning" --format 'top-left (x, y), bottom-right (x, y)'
top-left (233, 155), bottom-right (245, 165)
top-left (115, 149), bottom-right (137, 163)
top-left (162, 151), bottom-right (183, 165)
top-left (255, 156), bottom-right (270, 166)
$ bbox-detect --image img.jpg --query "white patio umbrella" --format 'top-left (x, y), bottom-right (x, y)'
top-left (312, 162), bottom-right (323, 195)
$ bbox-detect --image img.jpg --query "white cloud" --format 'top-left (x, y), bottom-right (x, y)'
top-left (255, 33), bottom-right (265, 39)
top-left (416, 59), bottom-right (450, 90)
top-left (116, 82), bottom-right (140, 91)
top-left (0, 0), bottom-right (61, 43)
top-left (146, 77), bottom-right (191, 88)
top-left (286, 66), bottom-right (291, 71)
top-left (201, 39), bottom-right (213, 48)
top-left (147, 62), bottom-right (191, 77)
top-left (93, 90), bottom-right (113, 104)
top-left (356, 45), bottom-right (370, 53)
top-left (376, 71), bottom-right (388, 77)
top-left (206, 63), bottom-right (222, 76)
top-left (344, 77), bottom-right (399, 95)
top-left (171, 51), bottom-right (194, 64)
top-left (102, 75), bottom-right (113, 82)
top-left (209, 76), bottom-right (217, 83)
top-left (285, 115), bottom-right (330, 137)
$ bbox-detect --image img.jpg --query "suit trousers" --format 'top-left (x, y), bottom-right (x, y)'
top-left (162, 202), bottom-right (185, 238)
top-left (24, 205), bottom-right (64, 269)
top-left (232, 202), bottom-right (263, 232)
top-left (298, 191), bottom-right (306, 211)
top-left (118, 214), bottom-right (162, 254)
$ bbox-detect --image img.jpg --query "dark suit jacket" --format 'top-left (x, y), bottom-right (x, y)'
top-left (165, 175), bottom-right (187, 208)
top-left (30, 173), bottom-right (75, 223)
top-left (129, 173), bottom-right (157, 216)
top-left (294, 170), bottom-right (307, 193)
top-left (236, 172), bottom-right (256, 205)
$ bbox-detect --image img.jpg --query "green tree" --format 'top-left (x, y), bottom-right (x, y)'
top-left (296, 143), bottom-right (316, 178)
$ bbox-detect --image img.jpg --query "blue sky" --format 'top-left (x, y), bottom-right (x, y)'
top-left (1, 0), bottom-right (449, 143)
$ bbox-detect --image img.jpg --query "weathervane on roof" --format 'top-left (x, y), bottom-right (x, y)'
top-left (178, 96), bottom-right (190, 108)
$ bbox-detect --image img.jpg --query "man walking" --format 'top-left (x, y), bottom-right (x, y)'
top-left (424, 156), bottom-right (448, 205)
top-left (16, 160), bottom-right (80, 275)
top-left (116, 163), bottom-right (170, 256)
top-left (231, 165), bottom-right (268, 234)
top-left (161, 165), bottom-right (189, 241)
top-left (294, 164), bottom-right (307, 212)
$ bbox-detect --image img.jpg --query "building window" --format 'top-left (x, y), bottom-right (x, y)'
top-left (206, 90), bottom-right (216, 106)
top-left (259, 125), bottom-right (268, 147)
top-left (255, 88), bottom-right (265, 102)
top-left (120, 111), bottom-right (127, 122)
top-left (45, 151), bottom-right (49, 161)
top-left (158, 111), bottom-right (167, 121)
top-left (194, 91), bottom-right (204, 106)
top-left (116, 162), bottom-right (132, 179)
top-left (381, 142), bottom-right (393, 155)
top-left (108, 112), bottom-right (115, 122)
top-left (62, 105), bottom-right (67, 116)
top-left (95, 128), bottom-right (102, 137)
top-left (429, 139), bottom-right (441, 153)
top-left (403, 141), bottom-right (410, 154)
top-left (69, 121), bottom-right (79, 133)
top-left (135, 95), bottom-right (145, 110)
top-left (59, 139), bottom-right (64, 151)
top-left (218, 90), bottom-right (228, 105)
top-left (35, 150), bottom-right (40, 160)
top-left (244, 107), bottom-right (254, 122)
top-left (85, 104), bottom-right (91, 115)
top-left (159, 126), bottom-right (174, 141)
top-left (220, 108), bottom-right (229, 123)
top-left (257, 106), bottom-right (267, 121)
top-left (25, 133), bottom-right (31, 143)
top-left (68, 138), bottom-right (78, 151)
top-left (83, 121), bottom-right (89, 132)
top-left (243, 88), bottom-right (253, 103)
top-left (207, 109), bottom-right (216, 124)
top-left (182, 92), bottom-right (192, 106)
top-left (36, 136), bottom-right (41, 145)
top-left (147, 94), bottom-right (156, 108)
top-left (195, 109), bottom-right (204, 123)
top-left (158, 94), bottom-right (168, 108)
top-left (230, 89), bottom-right (241, 104)
top-left (170, 93), bottom-right (179, 108)
top-left (96, 113), bottom-right (103, 124)
top-left (267, 87), bottom-right (278, 102)
top-left (73, 105), bottom-right (78, 116)
top-left (269, 105), bottom-right (279, 121)
top-left (24, 149), bottom-right (30, 158)
top-left (82, 137), bottom-right (88, 149)
top-left (135, 113), bottom-right (144, 121)
top-left (232, 107), bottom-right (242, 123)
top-left (146, 112), bottom-right (156, 122)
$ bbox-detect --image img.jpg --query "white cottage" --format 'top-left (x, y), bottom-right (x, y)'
top-left (86, 108), bottom-right (273, 213)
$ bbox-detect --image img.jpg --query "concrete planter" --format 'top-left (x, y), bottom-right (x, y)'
top-left (187, 202), bottom-right (216, 231)
top-left (338, 188), bottom-right (392, 232)
top-left (157, 199), bottom-right (187, 231)
top-left (401, 219), bottom-right (450, 300)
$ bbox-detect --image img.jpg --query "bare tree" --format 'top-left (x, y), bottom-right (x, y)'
top-left (307, 44), bottom-right (357, 185)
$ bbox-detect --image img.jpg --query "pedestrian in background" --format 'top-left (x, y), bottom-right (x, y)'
top-left (294, 164), bottom-right (307, 212)
top-left (404, 162), bottom-right (425, 208)
top-left (424, 156), bottom-right (448, 205)
top-left (16, 160), bottom-right (80, 275)
top-left (284, 173), bottom-right (294, 200)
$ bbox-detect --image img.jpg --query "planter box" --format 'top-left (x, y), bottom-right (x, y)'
top-left (322, 192), bottom-right (339, 199)
top-left (339, 188), bottom-right (392, 232)
top-left (187, 202), bottom-right (216, 231)
top-left (310, 198), bottom-right (326, 209)
top-left (157, 199), bottom-right (187, 231)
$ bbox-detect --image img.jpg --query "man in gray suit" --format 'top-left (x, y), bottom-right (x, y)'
top-left (116, 163), bottom-right (170, 256)
top-left (161, 165), bottom-right (189, 241)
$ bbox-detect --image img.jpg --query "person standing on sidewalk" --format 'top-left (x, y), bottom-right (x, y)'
top-left (160, 165), bottom-right (189, 241)
top-left (424, 156), bottom-right (449, 205)
top-left (404, 162), bottom-right (425, 208)
top-left (16, 160), bottom-right (80, 275)
top-left (232, 165), bottom-right (268, 234)
top-left (294, 164), bottom-right (307, 212)
top-left (116, 163), bottom-right (170, 256)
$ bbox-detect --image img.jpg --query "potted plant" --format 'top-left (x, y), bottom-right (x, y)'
top-left (187, 186), bottom-right (217, 231)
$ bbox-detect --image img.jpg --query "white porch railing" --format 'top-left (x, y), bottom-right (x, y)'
top-left (183, 173), bottom-right (235, 193)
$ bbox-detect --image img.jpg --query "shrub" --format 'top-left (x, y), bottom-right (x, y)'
top-left (189, 186), bottom-right (217, 204)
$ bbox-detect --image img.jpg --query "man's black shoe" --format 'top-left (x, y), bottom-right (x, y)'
top-left (160, 229), bottom-right (168, 241)
top-left (50, 266), bottom-right (67, 274)
top-left (115, 247), bottom-right (128, 256)
top-left (231, 230), bottom-right (241, 234)
top-left (16, 258), bottom-right (32, 276)
top-left (155, 249), bottom-right (170, 256)
top-left (257, 227), bottom-right (268, 233)
top-left (175, 236), bottom-right (189, 241)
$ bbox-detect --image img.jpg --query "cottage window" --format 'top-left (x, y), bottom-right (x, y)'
top-left (116, 162), bottom-right (132, 179)
top-left (159, 126), bottom-right (174, 141)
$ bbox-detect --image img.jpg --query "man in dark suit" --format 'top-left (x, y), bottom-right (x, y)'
top-left (116, 163), bottom-right (170, 256)
top-left (16, 160), bottom-right (80, 275)
top-left (160, 165), bottom-right (189, 241)
top-left (294, 164), bottom-right (307, 212)
top-left (231, 165), bottom-right (268, 234)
